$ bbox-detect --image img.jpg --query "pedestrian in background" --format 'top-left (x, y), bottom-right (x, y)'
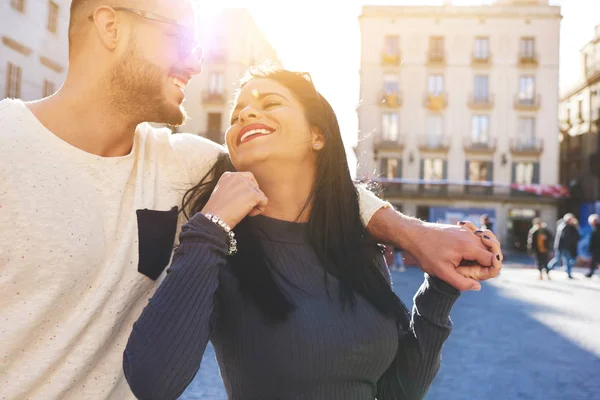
top-left (585, 214), bottom-right (599, 278)
top-left (548, 213), bottom-right (580, 279)
top-left (527, 218), bottom-right (553, 280)
top-left (480, 214), bottom-right (494, 233)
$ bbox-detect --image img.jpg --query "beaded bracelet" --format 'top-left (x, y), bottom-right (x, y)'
top-left (203, 213), bottom-right (238, 255)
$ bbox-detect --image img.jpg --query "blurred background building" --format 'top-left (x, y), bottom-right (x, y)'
top-left (1, 0), bottom-right (68, 100)
top-left (558, 23), bottom-right (600, 235)
top-left (356, 0), bottom-right (561, 250)
top-left (176, 8), bottom-right (279, 143)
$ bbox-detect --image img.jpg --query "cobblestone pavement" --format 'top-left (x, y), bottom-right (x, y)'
top-left (180, 258), bottom-right (600, 400)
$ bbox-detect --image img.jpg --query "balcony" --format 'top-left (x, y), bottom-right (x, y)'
top-left (418, 135), bottom-right (451, 152)
top-left (510, 137), bottom-right (544, 156)
top-left (374, 135), bottom-right (405, 152)
top-left (471, 52), bottom-right (492, 67)
top-left (514, 94), bottom-right (541, 111)
top-left (202, 91), bottom-right (227, 104)
top-left (381, 51), bottom-right (402, 66)
top-left (463, 137), bottom-right (497, 154)
top-left (423, 93), bottom-right (447, 111)
top-left (518, 52), bottom-right (538, 67)
top-left (468, 93), bottom-right (494, 110)
top-left (380, 92), bottom-right (402, 108)
top-left (427, 50), bottom-right (445, 66)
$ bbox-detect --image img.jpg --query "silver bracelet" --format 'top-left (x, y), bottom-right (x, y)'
top-left (203, 213), bottom-right (237, 255)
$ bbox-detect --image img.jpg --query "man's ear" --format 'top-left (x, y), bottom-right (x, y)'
top-left (91, 6), bottom-right (123, 51)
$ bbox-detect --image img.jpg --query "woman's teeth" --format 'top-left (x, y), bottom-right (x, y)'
top-left (170, 77), bottom-right (185, 89)
top-left (240, 129), bottom-right (272, 143)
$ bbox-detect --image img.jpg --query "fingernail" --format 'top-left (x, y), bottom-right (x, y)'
top-left (459, 221), bottom-right (467, 225)
top-left (475, 230), bottom-right (484, 234)
top-left (483, 235), bottom-right (491, 240)
top-left (470, 284), bottom-right (482, 292)
top-left (496, 254), bottom-right (501, 261)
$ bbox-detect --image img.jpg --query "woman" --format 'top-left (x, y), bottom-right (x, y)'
top-left (123, 67), bottom-right (502, 400)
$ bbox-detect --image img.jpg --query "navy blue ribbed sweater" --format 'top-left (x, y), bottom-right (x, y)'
top-left (123, 214), bottom-right (460, 400)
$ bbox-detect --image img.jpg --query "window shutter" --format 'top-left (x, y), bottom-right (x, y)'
top-left (511, 162), bottom-right (517, 183)
top-left (443, 160), bottom-right (448, 180)
top-left (487, 161), bottom-right (494, 182)
top-left (419, 159), bottom-right (425, 179)
top-left (465, 160), bottom-right (470, 181)
top-left (396, 158), bottom-right (403, 178)
top-left (532, 162), bottom-right (540, 184)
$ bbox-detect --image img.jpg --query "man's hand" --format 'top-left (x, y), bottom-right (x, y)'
top-left (367, 207), bottom-right (502, 292)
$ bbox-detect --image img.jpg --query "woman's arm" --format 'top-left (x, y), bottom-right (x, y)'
top-left (123, 215), bottom-right (228, 400)
top-left (378, 274), bottom-right (460, 400)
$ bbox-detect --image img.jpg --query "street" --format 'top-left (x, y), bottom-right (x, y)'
top-left (180, 259), bottom-right (600, 400)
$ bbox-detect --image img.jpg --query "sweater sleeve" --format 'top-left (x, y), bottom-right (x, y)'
top-left (378, 273), bottom-right (460, 400)
top-left (123, 214), bottom-right (229, 400)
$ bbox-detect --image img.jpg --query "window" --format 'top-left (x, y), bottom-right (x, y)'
top-left (47, 1), bottom-right (59, 33)
top-left (380, 157), bottom-right (402, 179)
top-left (471, 115), bottom-right (489, 143)
top-left (384, 36), bottom-right (400, 56)
top-left (383, 74), bottom-right (399, 95)
top-left (577, 98), bottom-right (584, 121)
top-left (206, 112), bottom-right (222, 143)
top-left (428, 74), bottom-right (444, 95)
top-left (474, 37), bottom-right (489, 60)
top-left (382, 112), bottom-right (399, 141)
top-left (518, 76), bottom-right (535, 102)
top-left (11, 0), bottom-right (25, 12)
top-left (5, 63), bottom-right (22, 99)
top-left (421, 158), bottom-right (446, 190)
top-left (429, 36), bottom-right (444, 58)
top-left (520, 37), bottom-right (535, 58)
top-left (518, 117), bottom-right (535, 144)
top-left (468, 161), bottom-right (489, 182)
top-left (43, 80), bottom-right (55, 97)
top-left (474, 75), bottom-right (489, 100)
top-left (513, 162), bottom-right (539, 185)
top-left (209, 72), bottom-right (224, 94)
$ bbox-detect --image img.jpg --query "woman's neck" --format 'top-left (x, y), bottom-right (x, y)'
top-left (252, 165), bottom-right (316, 223)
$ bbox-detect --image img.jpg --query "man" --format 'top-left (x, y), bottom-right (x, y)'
top-left (527, 218), bottom-right (553, 280)
top-left (480, 214), bottom-right (493, 233)
top-left (548, 213), bottom-right (580, 279)
top-left (585, 214), bottom-right (599, 278)
top-left (0, 1), bottom-right (501, 398)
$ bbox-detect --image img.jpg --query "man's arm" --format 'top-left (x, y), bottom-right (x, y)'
top-left (356, 186), bottom-right (502, 291)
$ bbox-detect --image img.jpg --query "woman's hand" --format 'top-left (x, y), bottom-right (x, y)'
top-left (200, 172), bottom-right (268, 229)
top-left (455, 221), bottom-right (503, 281)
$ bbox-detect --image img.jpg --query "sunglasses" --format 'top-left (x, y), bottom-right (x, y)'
top-left (88, 7), bottom-right (203, 61)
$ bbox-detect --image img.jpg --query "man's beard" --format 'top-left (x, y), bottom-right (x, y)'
top-left (109, 46), bottom-right (188, 127)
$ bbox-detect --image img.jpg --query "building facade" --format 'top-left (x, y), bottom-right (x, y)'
top-left (1, 0), bottom-right (69, 100)
top-left (356, 0), bottom-right (561, 250)
top-left (558, 24), bottom-right (600, 227)
top-left (179, 8), bottom-right (279, 143)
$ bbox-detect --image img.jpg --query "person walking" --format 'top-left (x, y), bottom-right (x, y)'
top-left (585, 214), bottom-right (599, 278)
top-left (527, 218), bottom-right (553, 280)
top-left (548, 213), bottom-right (580, 279)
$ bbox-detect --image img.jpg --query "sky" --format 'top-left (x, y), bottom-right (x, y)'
top-left (198, 0), bottom-right (599, 154)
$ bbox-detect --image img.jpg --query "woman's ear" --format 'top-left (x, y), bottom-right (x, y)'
top-left (311, 127), bottom-right (325, 151)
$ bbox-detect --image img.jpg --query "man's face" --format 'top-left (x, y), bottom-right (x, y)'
top-left (110, 0), bottom-right (201, 125)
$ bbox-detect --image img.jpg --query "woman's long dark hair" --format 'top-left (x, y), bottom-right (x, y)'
top-left (182, 67), bottom-right (409, 329)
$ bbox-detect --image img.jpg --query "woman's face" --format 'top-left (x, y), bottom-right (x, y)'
top-left (225, 78), bottom-right (321, 172)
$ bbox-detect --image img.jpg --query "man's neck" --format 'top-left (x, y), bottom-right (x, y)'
top-left (27, 82), bottom-right (141, 158)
